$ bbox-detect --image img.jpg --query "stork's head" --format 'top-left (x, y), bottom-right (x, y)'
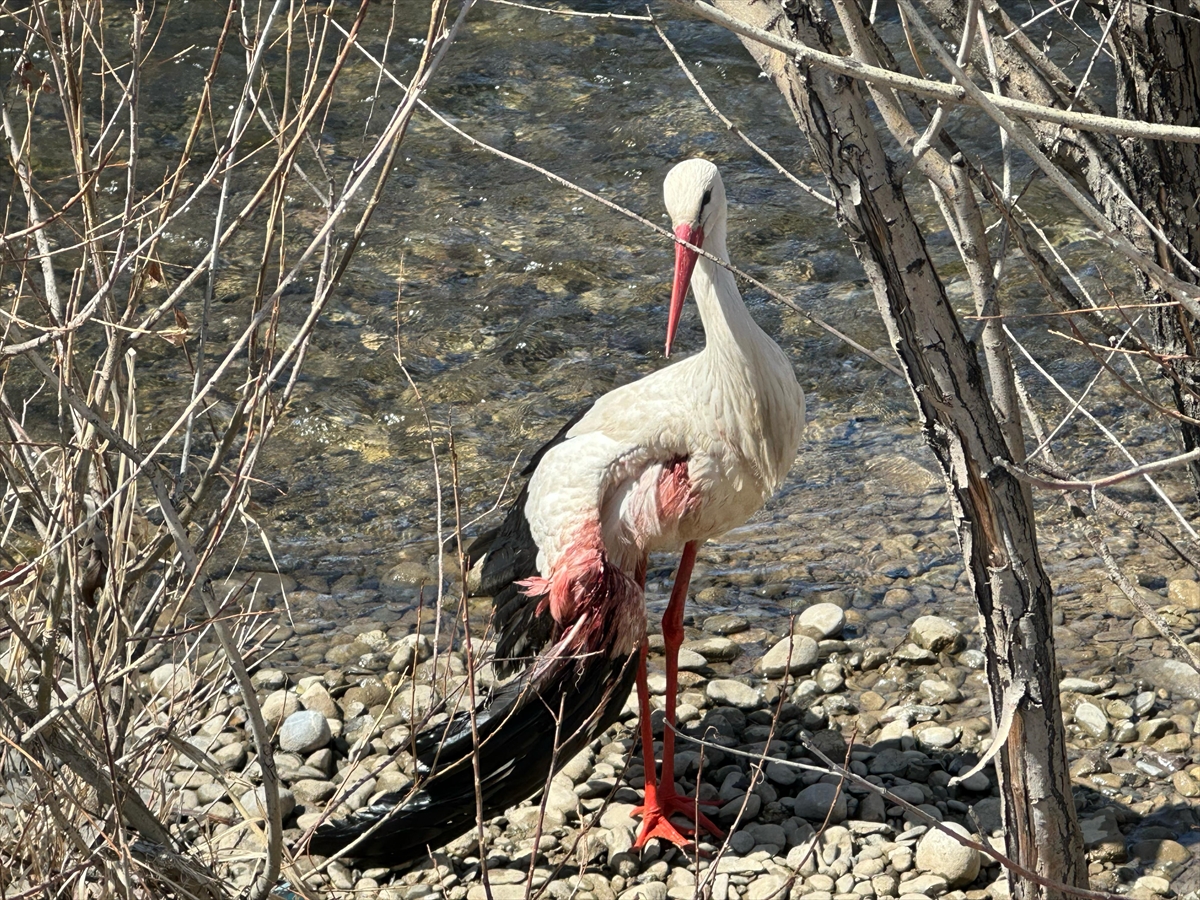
top-left (663, 159), bottom-right (726, 357)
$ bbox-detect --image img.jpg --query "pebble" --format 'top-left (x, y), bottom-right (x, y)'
top-left (761, 634), bottom-right (819, 677)
top-left (1137, 659), bottom-right (1200, 700)
top-left (1168, 579), bottom-right (1200, 610)
top-left (1058, 677), bottom-right (1101, 694)
top-left (325, 640), bottom-right (372, 666)
top-left (793, 783), bottom-right (847, 823)
top-left (279, 710), bottom-right (332, 754)
top-left (291, 778), bottom-right (337, 804)
top-left (620, 884), bottom-right (667, 900)
top-left (815, 663), bottom-right (845, 693)
top-left (1137, 718), bottom-right (1176, 742)
top-left (250, 668), bottom-right (287, 691)
top-left (1130, 840), bottom-right (1191, 876)
top-left (1132, 875), bottom-right (1172, 898)
top-left (148, 663), bottom-right (193, 696)
top-left (1073, 702), bottom-right (1109, 740)
top-left (918, 679), bottom-right (961, 704)
top-left (239, 786), bottom-right (295, 821)
top-left (915, 823), bottom-right (981, 888)
top-left (903, 873), bottom-right (949, 896)
top-left (299, 682), bottom-right (340, 720)
top-left (796, 603), bottom-right (846, 639)
top-left (261, 689), bottom-right (301, 730)
top-left (916, 726), bottom-right (957, 749)
top-left (388, 633), bottom-right (433, 673)
top-left (745, 874), bottom-right (789, 900)
top-left (892, 644), bottom-right (938, 664)
top-left (213, 742), bottom-right (247, 770)
top-left (706, 679), bottom-right (761, 709)
top-left (1079, 808), bottom-right (1126, 862)
top-left (908, 616), bottom-right (962, 653)
top-left (957, 771), bottom-right (990, 792)
top-left (1173, 770), bottom-right (1200, 797)
top-left (685, 637), bottom-right (742, 662)
top-left (703, 614), bottom-right (749, 635)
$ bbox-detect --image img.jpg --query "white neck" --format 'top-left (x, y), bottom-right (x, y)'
top-left (691, 221), bottom-right (766, 359)
top-left (686, 215), bottom-right (805, 495)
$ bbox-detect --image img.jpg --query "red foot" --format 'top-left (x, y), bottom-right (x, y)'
top-left (631, 790), bottom-right (725, 850)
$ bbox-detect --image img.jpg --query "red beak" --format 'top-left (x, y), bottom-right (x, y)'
top-left (667, 222), bottom-right (703, 358)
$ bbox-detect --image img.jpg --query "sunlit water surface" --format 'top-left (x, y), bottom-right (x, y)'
top-left (121, 1), bottom-right (1176, 657)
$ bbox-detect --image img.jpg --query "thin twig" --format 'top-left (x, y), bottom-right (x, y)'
top-left (650, 11), bottom-right (834, 208)
top-left (665, 0), bottom-right (1200, 145)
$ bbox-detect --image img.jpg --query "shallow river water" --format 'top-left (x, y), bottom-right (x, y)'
top-left (129, 2), bottom-right (1191, 662)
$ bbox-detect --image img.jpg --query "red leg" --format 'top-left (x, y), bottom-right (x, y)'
top-left (633, 541), bottom-right (723, 849)
top-left (632, 639), bottom-right (691, 849)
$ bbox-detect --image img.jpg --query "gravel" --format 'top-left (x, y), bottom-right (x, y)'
top-left (102, 561), bottom-right (1200, 899)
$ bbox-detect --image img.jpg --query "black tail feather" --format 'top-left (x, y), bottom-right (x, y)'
top-left (307, 647), bottom-right (637, 865)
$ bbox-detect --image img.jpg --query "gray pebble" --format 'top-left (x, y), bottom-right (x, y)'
top-left (729, 829), bottom-right (757, 854)
top-left (815, 663), bottom-right (845, 693)
top-left (1112, 720), bottom-right (1138, 743)
top-left (239, 786), bottom-right (295, 821)
top-left (745, 874), bottom-right (789, 900)
top-left (903, 873), bottom-right (949, 896)
top-left (908, 617), bottom-right (962, 653)
top-left (260, 689), bottom-right (302, 731)
top-left (717, 791), bottom-right (762, 823)
top-left (797, 603), bottom-right (846, 640)
top-left (619, 883), bottom-right (667, 900)
top-left (918, 679), bottom-right (961, 704)
top-left (1136, 659), bottom-right (1200, 700)
top-left (1073, 702), bottom-right (1109, 740)
top-left (250, 668), bottom-right (287, 691)
top-left (389, 633), bottom-right (432, 673)
top-left (291, 778), bottom-right (336, 804)
top-left (765, 761), bottom-right (798, 787)
top-left (858, 791), bottom-right (888, 823)
top-left (957, 771), bottom-right (989, 792)
top-left (915, 822), bottom-right (980, 887)
top-left (892, 644), bottom-right (938, 665)
top-left (762, 635), bottom-right (819, 678)
top-left (707, 679), bottom-right (761, 710)
top-left (1138, 718), bottom-right (1175, 742)
top-left (213, 742), bottom-right (247, 770)
top-left (792, 680), bottom-right (822, 708)
top-left (1058, 677), bottom-right (1101, 694)
top-left (793, 783), bottom-right (847, 823)
top-left (279, 710), bottom-right (332, 754)
top-left (148, 663), bottom-right (193, 697)
top-left (916, 726), bottom-right (957, 749)
top-left (1134, 691), bottom-right (1158, 715)
top-left (957, 649), bottom-right (986, 670)
top-left (685, 637), bottom-right (742, 662)
top-left (298, 682), bottom-right (340, 721)
top-left (703, 614), bottom-right (749, 635)
top-left (325, 640), bottom-right (372, 667)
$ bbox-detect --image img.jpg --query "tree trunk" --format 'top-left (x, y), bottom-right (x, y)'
top-left (708, 3), bottom-right (1087, 897)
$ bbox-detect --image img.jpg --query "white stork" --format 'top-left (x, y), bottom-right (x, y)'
top-left (310, 159), bottom-right (806, 863)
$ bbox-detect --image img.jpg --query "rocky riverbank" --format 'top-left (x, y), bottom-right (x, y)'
top-left (146, 568), bottom-right (1200, 900)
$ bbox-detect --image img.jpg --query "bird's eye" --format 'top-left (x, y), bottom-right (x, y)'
top-left (701, 189), bottom-right (712, 208)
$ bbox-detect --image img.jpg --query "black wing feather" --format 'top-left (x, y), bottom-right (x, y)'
top-left (308, 646), bottom-right (637, 865)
